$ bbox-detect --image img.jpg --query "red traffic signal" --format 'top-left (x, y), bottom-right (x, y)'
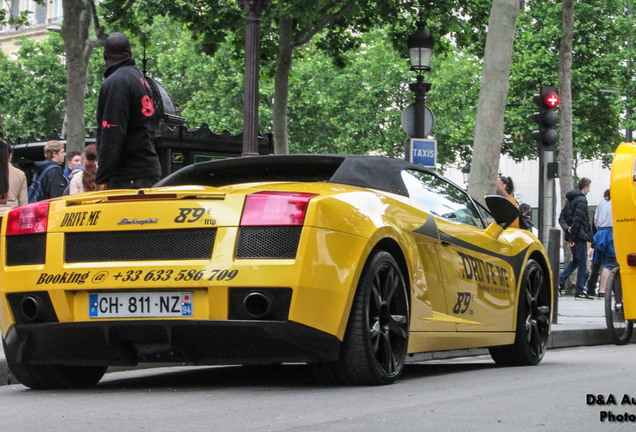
top-left (532, 85), bottom-right (559, 150)
top-left (544, 93), bottom-right (559, 108)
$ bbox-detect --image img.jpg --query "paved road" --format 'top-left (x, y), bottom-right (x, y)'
top-left (2, 344), bottom-right (635, 431)
top-left (0, 295), bottom-right (620, 386)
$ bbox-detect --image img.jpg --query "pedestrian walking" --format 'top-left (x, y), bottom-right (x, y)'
top-left (588, 188), bottom-right (616, 298)
top-left (558, 177), bottom-right (594, 300)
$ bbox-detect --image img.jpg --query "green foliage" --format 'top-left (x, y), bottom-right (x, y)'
top-left (1, 0), bottom-right (632, 171)
top-left (287, 28), bottom-right (410, 156)
top-left (142, 16), bottom-right (250, 132)
top-left (100, 0), bottom-right (243, 56)
top-left (430, 0), bottom-right (630, 166)
top-left (0, 36), bottom-right (67, 137)
top-left (0, 31), bottom-right (105, 139)
top-left (427, 52), bottom-right (481, 166)
top-left (505, 0), bottom-right (626, 162)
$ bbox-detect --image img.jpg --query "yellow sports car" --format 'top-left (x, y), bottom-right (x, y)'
top-left (606, 142), bottom-right (636, 344)
top-left (0, 154), bottom-right (552, 388)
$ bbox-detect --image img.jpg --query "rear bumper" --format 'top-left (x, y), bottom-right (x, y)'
top-left (4, 320), bottom-right (341, 367)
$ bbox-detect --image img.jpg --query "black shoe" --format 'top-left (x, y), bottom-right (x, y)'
top-left (575, 293), bottom-right (594, 300)
top-left (558, 282), bottom-right (565, 297)
top-left (597, 292), bottom-right (605, 298)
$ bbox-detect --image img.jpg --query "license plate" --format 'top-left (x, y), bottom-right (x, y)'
top-left (89, 292), bottom-right (193, 318)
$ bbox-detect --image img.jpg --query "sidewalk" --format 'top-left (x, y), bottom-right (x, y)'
top-left (0, 295), bottom-right (615, 386)
top-left (549, 293), bottom-right (613, 347)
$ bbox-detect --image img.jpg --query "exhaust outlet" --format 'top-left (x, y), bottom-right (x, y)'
top-left (21, 295), bottom-right (43, 322)
top-left (243, 292), bottom-right (272, 319)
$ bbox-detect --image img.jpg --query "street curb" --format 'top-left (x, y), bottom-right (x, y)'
top-left (0, 326), bottom-right (616, 387)
top-left (0, 358), bottom-right (10, 386)
top-left (549, 328), bottom-right (613, 348)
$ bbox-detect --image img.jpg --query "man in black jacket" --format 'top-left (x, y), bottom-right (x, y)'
top-left (558, 177), bottom-right (594, 299)
top-left (95, 32), bottom-right (161, 190)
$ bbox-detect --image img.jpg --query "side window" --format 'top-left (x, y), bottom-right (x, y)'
top-left (402, 170), bottom-right (486, 228)
top-left (475, 200), bottom-right (495, 226)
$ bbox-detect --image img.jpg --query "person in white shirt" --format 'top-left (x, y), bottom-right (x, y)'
top-left (588, 189), bottom-right (616, 297)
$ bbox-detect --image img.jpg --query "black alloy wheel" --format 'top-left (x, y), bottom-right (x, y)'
top-left (318, 250), bottom-right (410, 385)
top-left (489, 259), bottom-right (551, 366)
top-left (605, 267), bottom-right (634, 345)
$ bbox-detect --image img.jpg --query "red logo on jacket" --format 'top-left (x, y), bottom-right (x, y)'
top-left (141, 95), bottom-right (155, 117)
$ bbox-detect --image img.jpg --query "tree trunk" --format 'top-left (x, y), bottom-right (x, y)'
top-left (558, 0), bottom-right (575, 269)
top-left (270, 1), bottom-right (357, 154)
top-left (62, 0), bottom-right (105, 154)
top-left (62, 0), bottom-right (89, 154)
top-left (468, 0), bottom-right (520, 202)
top-left (558, 0), bottom-right (574, 198)
top-left (273, 16), bottom-right (294, 155)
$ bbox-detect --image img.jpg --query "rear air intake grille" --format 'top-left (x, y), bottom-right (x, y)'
top-left (6, 234), bottom-right (47, 266)
top-left (65, 228), bottom-right (216, 262)
top-left (236, 226), bottom-right (302, 259)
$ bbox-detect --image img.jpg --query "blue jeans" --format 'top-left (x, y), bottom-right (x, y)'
top-left (560, 239), bottom-right (589, 295)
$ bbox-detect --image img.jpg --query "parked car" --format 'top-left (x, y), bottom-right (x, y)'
top-left (0, 154), bottom-right (553, 388)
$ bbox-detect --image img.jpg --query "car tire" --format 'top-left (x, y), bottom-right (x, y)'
top-left (317, 250), bottom-right (409, 386)
top-left (3, 338), bottom-right (106, 389)
top-left (605, 267), bottom-right (634, 345)
top-left (489, 258), bottom-right (551, 366)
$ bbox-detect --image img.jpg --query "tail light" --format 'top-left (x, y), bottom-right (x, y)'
top-left (240, 191), bottom-right (317, 226)
top-left (6, 202), bottom-right (50, 236)
top-left (627, 254), bottom-right (636, 267)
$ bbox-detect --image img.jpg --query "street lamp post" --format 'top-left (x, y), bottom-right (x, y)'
top-left (407, 22), bottom-right (434, 139)
top-left (238, 0), bottom-right (270, 156)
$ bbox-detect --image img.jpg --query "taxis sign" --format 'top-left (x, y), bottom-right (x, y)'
top-left (408, 138), bottom-right (437, 168)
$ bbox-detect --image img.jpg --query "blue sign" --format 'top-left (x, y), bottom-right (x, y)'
top-left (410, 139), bottom-right (437, 167)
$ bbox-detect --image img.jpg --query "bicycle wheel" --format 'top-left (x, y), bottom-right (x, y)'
top-left (605, 267), bottom-right (634, 345)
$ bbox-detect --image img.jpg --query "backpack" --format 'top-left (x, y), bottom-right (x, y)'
top-left (28, 164), bottom-right (57, 203)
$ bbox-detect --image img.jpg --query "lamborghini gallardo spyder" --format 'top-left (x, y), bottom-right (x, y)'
top-left (0, 154), bottom-right (553, 388)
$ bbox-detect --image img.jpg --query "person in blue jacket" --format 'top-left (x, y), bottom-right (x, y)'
top-left (589, 188), bottom-right (617, 298)
top-left (34, 140), bottom-right (67, 200)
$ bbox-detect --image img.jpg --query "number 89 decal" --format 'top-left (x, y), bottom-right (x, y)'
top-left (174, 208), bottom-right (206, 223)
top-left (174, 208), bottom-right (216, 226)
top-left (453, 292), bottom-right (472, 314)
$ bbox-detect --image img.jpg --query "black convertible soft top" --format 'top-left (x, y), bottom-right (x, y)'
top-left (155, 154), bottom-right (434, 197)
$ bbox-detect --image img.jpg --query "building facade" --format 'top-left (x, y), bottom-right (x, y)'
top-left (443, 154), bottom-right (613, 228)
top-left (0, 0), bottom-right (62, 55)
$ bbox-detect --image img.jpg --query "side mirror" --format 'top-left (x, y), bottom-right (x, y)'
top-left (484, 194), bottom-right (520, 230)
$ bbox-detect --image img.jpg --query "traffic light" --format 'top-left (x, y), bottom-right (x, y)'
top-left (532, 85), bottom-right (560, 151)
